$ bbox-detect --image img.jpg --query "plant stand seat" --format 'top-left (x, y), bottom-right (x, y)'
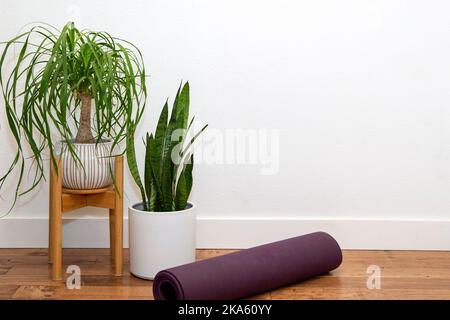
top-left (48, 155), bottom-right (124, 280)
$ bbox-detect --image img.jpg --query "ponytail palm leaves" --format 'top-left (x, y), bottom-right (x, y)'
top-left (0, 22), bottom-right (147, 205)
top-left (127, 82), bottom-right (207, 211)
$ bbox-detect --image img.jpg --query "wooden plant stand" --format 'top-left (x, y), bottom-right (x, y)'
top-left (48, 155), bottom-right (123, 280)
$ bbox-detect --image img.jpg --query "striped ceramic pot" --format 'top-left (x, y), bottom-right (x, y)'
top-left (60, 140), bottom-right (114, 190)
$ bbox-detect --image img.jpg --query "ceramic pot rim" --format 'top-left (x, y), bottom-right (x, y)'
top-left (60, 139), bottom-right (113, 146)
top-left (129, 202), bottom-right (196, 216)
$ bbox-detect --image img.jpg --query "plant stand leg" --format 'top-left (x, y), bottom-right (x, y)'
top-left (48, 162), bottom-right (54, 264)
top-left (113, 156), bottom-right (123, 276)
top-left (51, 156), bottom-right (63, 280)
top-left (109, 209), bottom-right (116, 261)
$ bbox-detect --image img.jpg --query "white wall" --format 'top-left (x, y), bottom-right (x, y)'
top-left (1, 0), bottom-right (450, 248)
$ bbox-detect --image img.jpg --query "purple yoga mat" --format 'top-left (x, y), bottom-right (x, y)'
top-left (153, 231), bottom-right (342, 300)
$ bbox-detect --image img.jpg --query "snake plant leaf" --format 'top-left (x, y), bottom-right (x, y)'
top-left (126, 124), bottom-right (146, 203)
top-left (169, 82), bottom-right (182, 124)
top-left (160, 140), bottom-right (175, 210)
top-left (175, 82), bottom-right (190, 130)
top-left (145, 132), bottom-right (164, 211)
top-left (174, 154), bottom-right (194, 211)
top-left (144, 132), bottom-right (152, 206)
top-left (172, 123), bottom-right (207, 194)
top-left (147, 133), bottom-right (164, 211)
top-left (159, 92), bottom-right (183, 210)
top-left (155, 101), bottom-right (169, 141)
top-left (180, 124), bottom-right (209, 159)
top-left (154, 100), bottom-right (169, 176)
top-left (149, 102), bottom-right (168, 208)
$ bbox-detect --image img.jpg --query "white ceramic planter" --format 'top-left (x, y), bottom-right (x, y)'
top-left (128, 202), bottom-right (196, 280)
top-left (60, 140), bottom-right (114, 189)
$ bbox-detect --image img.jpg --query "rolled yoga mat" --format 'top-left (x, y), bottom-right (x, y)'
top-left (153, 231), bottom-right (342, 300)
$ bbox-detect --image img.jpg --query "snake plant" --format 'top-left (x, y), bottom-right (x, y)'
top-left (127, 82), bottom-right (207, 211)
top-left (0, 22), bottom-right (147, 206)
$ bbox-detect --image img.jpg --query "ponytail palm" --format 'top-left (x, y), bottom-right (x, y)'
top-left (0, 22), bottom-right (147, 205)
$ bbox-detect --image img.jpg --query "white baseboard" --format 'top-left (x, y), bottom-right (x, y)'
top-left (0, 217), bottom-right (449, 250)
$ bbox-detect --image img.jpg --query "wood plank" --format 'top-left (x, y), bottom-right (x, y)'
top-left (86, 191), bottom-right (115, 209)
top-left (0, 285), bottom-right (20, 299)
top-left (62, 187), bottom-right (112, 195)
top-left (0, 266), bottom-right (12, 275)
top-left (62, 193), bottom-right (87, 212)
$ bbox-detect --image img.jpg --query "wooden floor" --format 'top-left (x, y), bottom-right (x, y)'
top-left (0, 249), bottom-right (449, 300)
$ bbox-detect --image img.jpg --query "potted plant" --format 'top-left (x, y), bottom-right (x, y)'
top-left (127, 82), bottom-right (207, 279)
top-left (0, 22), bottom-right (146, 204)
